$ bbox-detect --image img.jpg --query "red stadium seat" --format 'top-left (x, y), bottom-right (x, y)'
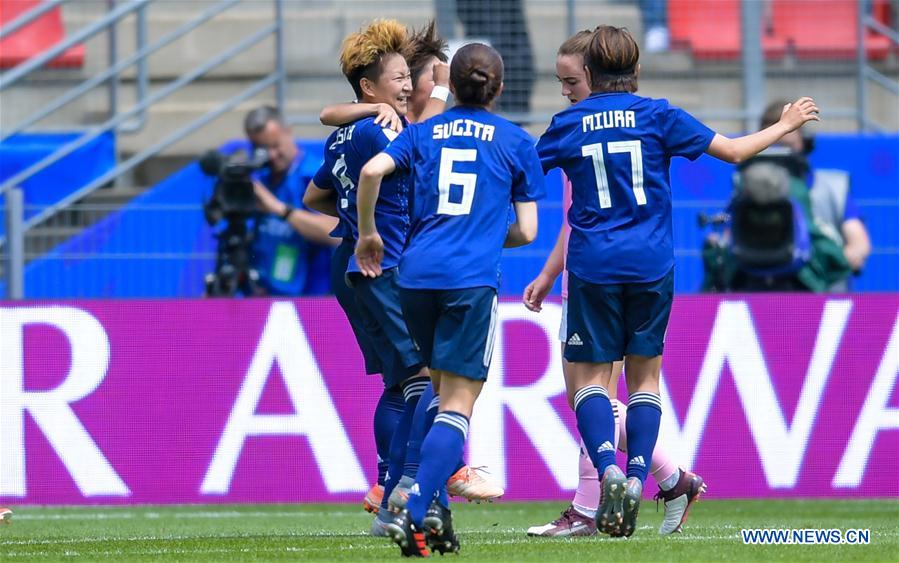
top-left (668, 0), bottom-right (787, 60)
top-left (0, 0), bottom-right (84, 69)
top-left (772, 0), bottom-right (891, 60)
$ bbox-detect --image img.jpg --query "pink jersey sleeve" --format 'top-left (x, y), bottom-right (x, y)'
top-left (561, 173), bottom-right (572, 299)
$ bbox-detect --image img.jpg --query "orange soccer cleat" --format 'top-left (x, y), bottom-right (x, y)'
top-left (446, 466), bottom-right (504, 503)
top-left (363, 484), bottom-right (384, 514)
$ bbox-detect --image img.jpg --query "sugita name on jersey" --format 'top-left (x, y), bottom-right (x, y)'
top-left (432, 118), bottom-right (496, 142)
top-left (581, 110), bottom-right (637, 133)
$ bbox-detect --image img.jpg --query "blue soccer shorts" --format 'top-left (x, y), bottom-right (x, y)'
top-left (564, 268), bottom-right (674, 363)
top-left (399, 286), bottom-right (498, 382)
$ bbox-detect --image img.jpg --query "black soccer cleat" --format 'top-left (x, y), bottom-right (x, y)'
top-left (618, 477), bottom-right (643, 538)
top-left (385, 509), bottom-right (431, 558)
top-left (423, 501), bottom-right (461, 555)
top-left (597, 465), bottom-right (626, 536)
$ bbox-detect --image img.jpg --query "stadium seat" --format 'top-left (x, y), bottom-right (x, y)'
top-left (772, 0), bottom-right (891, 60)
top-left (0, 0), bottom-right (84, 69)
top-left (668, 0), bottom-right (787, 60)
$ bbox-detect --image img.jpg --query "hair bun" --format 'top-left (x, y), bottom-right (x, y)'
top-left (469, 68), bottom-right (489, 83)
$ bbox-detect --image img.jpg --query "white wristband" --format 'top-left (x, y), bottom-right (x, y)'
top-left (430, 85), bottom-right (450, 102)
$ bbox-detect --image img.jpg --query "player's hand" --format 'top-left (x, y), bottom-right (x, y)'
top-left (355, 232), bottom-right (384, 278)
top-left (432, 61), bottom-right (450, 87)
top-left (523, 271), bottom-right (555, 312)
top-left (253, 181), bottom-right (285, 216)
top-left (373, 103), bottom-right (403, 132)
top-left (779, 97), bottom-right (820, 132)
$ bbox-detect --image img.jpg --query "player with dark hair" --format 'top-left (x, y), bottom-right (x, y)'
top-left (315, 20), bottom-right (504, 514)
top-left (302, 19), bottom-right (429, 536)
top-left (537, 25), bottom-right (819, 537)
top-left (355, 42), bottom-right (545, 556)
top-left (524, 29), bottom-right (706, 538)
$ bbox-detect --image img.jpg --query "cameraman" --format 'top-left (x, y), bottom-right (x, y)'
top-left (244, 106), bottom-right (338, 296)
top-left (703, 101), bottom-right (861, 292)
top-left (759, 101), bottom-right (871, 291)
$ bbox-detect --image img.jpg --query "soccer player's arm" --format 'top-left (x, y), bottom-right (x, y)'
top-left (304, 158), bottom-right (340, 218)
top-left (505, 201), bottom-right (538, 248)
top-left (706, 97), bottom-right (820, 163)
top-left (320, 103), bottom-right (403, 132)
top-left (506, 136), bottom-right (546, 248)
top-left (416, 61), bottom-right (451, 122)
top-left (286, 195), bottom-right (339, 247)
top-left (356, 152), bottom-right (397, 277)
top-left (524, 222), bottom-right (565, 311)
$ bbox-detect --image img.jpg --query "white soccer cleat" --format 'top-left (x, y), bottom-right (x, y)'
top-left (656, 469), bottom-right (707, 535)
top-left (446, 466), bottom-right (504, 503)
top-left (0, 507), bottom-right (12, 524)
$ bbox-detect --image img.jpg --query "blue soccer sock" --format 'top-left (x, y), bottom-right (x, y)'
top-left (406, 411), bottom-right (469, 526)
top-left (574, 385), bottom-right (617, 475)
top-left (381, 376), bottom-right (429, 510)
top-left (402, 383), bottom-right (436, 479)
top-left (373, 386), bottom-right (405, 486)
top-left (625, 392), bottom-right (663, 483)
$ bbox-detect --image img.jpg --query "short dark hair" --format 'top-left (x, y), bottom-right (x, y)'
top-left (244, 105), bottom-right (284, 136)
top-left (585, 25), bottom-right (639, 93)
top-left (450, 43), bottom-right (503, 107)
top-left (405, 20), bottom-right (448, 87)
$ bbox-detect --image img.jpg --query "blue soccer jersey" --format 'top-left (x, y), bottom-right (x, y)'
top-left (384, 106), bottom-right (546, 290)
top-left (313, 117), bottom-right (412, 273)
top-left (537, 92), bottom-right (715, 284)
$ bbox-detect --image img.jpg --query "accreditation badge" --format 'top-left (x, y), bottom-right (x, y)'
top-left (272, 244), bottom-right (299, 282)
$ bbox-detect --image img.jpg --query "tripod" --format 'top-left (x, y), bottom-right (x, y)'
top-left (204, 214), bottom-right (264, 297)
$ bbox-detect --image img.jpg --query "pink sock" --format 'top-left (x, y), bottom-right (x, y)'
top-left (571, 438), bottom-right (600, 511)
top-left (616, 402), bottom-right (679, 485)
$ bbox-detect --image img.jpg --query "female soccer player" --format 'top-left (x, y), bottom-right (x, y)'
top-left (524, 30), bottom-right (705, 538)
top-left (302, 19), bottom-right (431, 535)
top-left (320, 21), bottom-right (451, 131)
top-left (355, 43), bottom-right (545, 556)
top-left (316, 21), bottom-right (504, 513)
top-left (536, 25), bottom-right (818, 537)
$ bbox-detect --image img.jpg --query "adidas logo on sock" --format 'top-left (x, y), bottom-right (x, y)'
top-left (597, 441), bottom-right (615, 453)
top-left (567, 333), bottom-right (584, 346)
top-left (629, 456), bottom-right (646, 467)
top-left (408, 483), bottom-right (421, 497)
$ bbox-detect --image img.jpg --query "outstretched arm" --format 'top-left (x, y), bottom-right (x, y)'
top-left (706, 97), bottom-right (820, 163)
top-left (355, 153), bottom-right (398, 277)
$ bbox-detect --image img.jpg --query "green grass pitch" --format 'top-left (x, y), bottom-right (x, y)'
top-left (2, 500), bottom-right (897, 561)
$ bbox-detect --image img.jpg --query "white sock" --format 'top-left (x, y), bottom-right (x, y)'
top-left (572, 503), bottom-right (597, 519)
top-left (658, 468), bottom-right (681, 491)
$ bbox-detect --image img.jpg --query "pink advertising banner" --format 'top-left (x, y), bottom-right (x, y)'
top-left (1, 295), bottom-right (897, 505)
